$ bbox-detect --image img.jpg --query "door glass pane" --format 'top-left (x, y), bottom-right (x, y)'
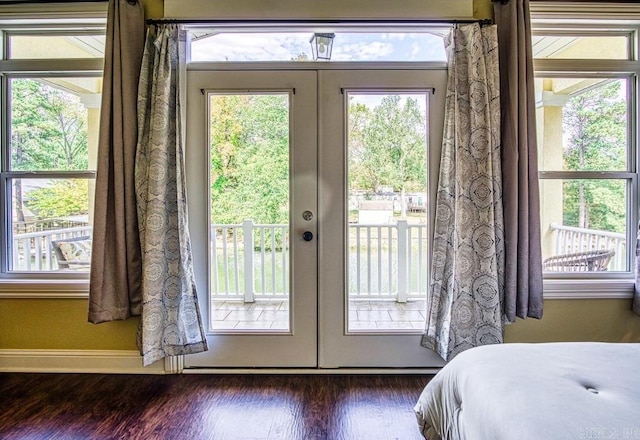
top-left (346, 92), bottom-right (428, 332)
top-left (539, 179), bottom-right (628, 272)
top-left (209, 93), bottom-right (291, 332)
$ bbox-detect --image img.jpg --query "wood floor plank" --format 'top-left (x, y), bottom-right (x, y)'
top-left (0, 373), bottom-right (431, 440)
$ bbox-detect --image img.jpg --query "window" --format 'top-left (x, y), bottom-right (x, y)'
top-left (532, 25), bottom-right (638, 279)
top-left (0, 24), bottom-right (105, 276)
top-left (190, 30), bottom-right (447, 62)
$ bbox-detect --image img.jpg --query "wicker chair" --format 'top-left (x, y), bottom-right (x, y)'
top-left (542, 249), bottom-right (615, 272)
top-left (52, 235), bottom-right (92, 270)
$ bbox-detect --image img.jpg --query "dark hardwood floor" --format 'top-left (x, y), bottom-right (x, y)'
top-left (0, 373), bottom-right (432, 440)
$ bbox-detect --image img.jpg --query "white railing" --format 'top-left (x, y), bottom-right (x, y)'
top-left (211, 220), bottom-right (289, 301)
top-left (349, 220), bottom-right (428, 301)
top-left (549, 223), bottom-right (626, 271)
top-left (211, 219), bottom-right (428, 302)
top-left (13, 226), bottom-right (92, 271)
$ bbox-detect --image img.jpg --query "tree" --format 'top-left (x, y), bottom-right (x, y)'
top-left (348, 95), bottom-right (427, 216)
top-left (10, 79), bottom-right (89, 222)
top-left (25, 180), bottom-right (88, 218)
top-left (210, 94), bottom-right (289, 225)
top-left (11, 79), bottom-right (88, 171)
top-left (563, 80), bottom-right (627, 233)
top-left (209, 93), bottom-right (428, 225)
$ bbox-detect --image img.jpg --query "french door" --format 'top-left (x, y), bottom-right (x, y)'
top-left (185, 67), bottom-right (445, 369)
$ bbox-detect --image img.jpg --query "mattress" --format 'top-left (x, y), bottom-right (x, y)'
top-left (414, 342), bottom-right (640, 440)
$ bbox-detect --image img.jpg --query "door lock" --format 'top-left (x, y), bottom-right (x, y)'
top-left (302, 231), bottom-right (314, 241)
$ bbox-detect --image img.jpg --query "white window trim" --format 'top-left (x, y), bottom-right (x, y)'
top-left (543, 278), bottom-right (633, 299)
top-left (532, 4), bottom-right (640, 299)
top-left (530, 2), bottom-right (640, 22)
top-left (0, 279), bottom-right (88, 298)
top-left (0, 4), bottom-right (107, 22)
top-left (0, 12), bottom-right (104, 297)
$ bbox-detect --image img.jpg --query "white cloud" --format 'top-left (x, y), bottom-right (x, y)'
top-left (332, 41), bottom-right (394, 61)
top-left (382, 33), bottom-right (407, 41)
top-left (192, 33), bottom-right (309, 61)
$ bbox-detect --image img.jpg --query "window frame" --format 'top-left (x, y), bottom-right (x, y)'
top-left (531, 17), bottom-right (640, 298)
top-left (0, 18), bottom-right (104, 290)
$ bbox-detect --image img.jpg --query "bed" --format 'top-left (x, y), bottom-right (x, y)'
top-left (414, 342), bottom-right (640, 440)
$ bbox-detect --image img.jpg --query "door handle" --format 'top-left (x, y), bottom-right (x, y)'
top-left (302, 231), bottom-right (314, 241)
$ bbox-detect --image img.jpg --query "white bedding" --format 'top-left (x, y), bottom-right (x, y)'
top-left (414, 342), bottom-right (640, 440)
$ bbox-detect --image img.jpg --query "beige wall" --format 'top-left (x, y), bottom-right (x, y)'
top-left (506, 299), bottom-right (640, 343)
top-left (2, 298), bottom-right (638, 351)
top-left (0, 299), bottom-right (138, 350)
top-left (474, 0), bottom-right (493, 18)
top-left (143, 0), bottom-right (163, 20)
top-left (1, 0), bottom-right (639, 362)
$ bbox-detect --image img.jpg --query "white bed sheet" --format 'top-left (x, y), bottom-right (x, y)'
top-left (415, 342), bottom-right (640, 440)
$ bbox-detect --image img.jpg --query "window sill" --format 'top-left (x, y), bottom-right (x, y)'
top-left (0, 278), bottom-right (634, 300)
top-left (0, 279), bottom-right (89, 298)
top-left (543, 278), bottom-right (634, 299)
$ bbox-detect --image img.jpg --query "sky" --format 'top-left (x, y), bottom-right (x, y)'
top-left (190, 32), bottom-right (447, 62)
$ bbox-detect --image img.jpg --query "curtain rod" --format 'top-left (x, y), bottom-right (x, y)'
top-left (145, 18), bottom-right (494, 27)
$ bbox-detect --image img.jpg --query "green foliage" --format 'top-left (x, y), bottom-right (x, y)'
top-left (11, 78), bottom-right (90, 222)
top-left (209, 93), bottom-right (427, 225)
top-left (25, 180), bottom-right (89, 218)
top-left (562, 80), bottom-right (627, 233)
top-left (11, 79), bottom-right (88, 171)
top-left (348, 95), bottom-right (427, 193)
top-left (210, 94), bottom-right (289, 225)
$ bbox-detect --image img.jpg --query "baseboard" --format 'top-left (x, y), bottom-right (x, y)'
top-left (0, 349), bottom-right (166, 374)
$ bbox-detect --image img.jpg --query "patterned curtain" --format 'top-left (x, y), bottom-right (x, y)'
top-left (421, 24), bottom-right (504, 361)
top-left (135, 24), bottom-right (208, 366)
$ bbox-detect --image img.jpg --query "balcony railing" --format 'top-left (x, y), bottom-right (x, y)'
top-left (211, 219), bottom-right (428, 302)
top-left (349, 221), bottom-right (428, 301)
top-left (549, 223), bottom-right (626, 271)
top-left (13, 225), bottom-right (93, 271)
top-left (211, 220), bottom-right (290, 302)
top-left (12, 221), bottom-right (623, 285)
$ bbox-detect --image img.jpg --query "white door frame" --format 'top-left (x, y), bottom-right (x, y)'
top-left (184, 64), bottom-right (446, 369)
top-left (185, 70), bottom-right (318, 368)
top-left (318, 69), bottom-right (446, 368)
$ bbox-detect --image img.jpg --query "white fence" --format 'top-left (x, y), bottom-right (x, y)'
top-left (13, 226), bottom-right (92, 271)
top-left (211, 220), bottom-right (289, 302)
top-left (348, 221), bottom-right (428, 301)
top-left (12, 221), bottom-right (627, 279)
top-left (211, 219), bottom-right (428, 302)
top-left (549, 223), bottom-right (626, 271)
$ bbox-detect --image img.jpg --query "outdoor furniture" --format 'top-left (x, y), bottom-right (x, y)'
top-left (52, 235), bottom-right (92, 270)
top-left (542, 249), bottom-right (615, 272)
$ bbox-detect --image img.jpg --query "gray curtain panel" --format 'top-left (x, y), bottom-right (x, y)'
top-left (135, 24), bottom-right (208, 366)
top-left (422, 24), bottom-right (504, 361)
top-left (494, 0), bottom-right (544, 321)
top-left (88, 0), bottom-right (144, 324)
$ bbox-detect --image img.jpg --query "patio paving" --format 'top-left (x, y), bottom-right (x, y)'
top-left (211, 299), bottom-right (426, 332)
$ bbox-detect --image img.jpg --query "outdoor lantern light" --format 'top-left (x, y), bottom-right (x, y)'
top-left (310, 33), bottom-right (335, 61)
